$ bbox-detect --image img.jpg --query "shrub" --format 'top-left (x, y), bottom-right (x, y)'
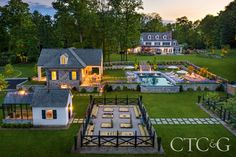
top-left (187, 88), bottom-right (194, 92)
top-left (93, 87), bottom-right (98, 93)
top-left (197, 86), bottom-right (202, 91)
top-left (216, 84), bottom-right (225, 92)
top-left (107, 85), bottom-right (113, 92)
top-left (123, 86), bottom-right (128, 91)
top-left (204, 87), bottom-right (209, 91)
top-left (4, 64), bottom-right (14, 75)
top-left (136, 85), bottom-right (141, 92)
top-left (1, 123), bottom-right (33, 128)
top-left (80, 88), bottom-right (87, 93)
top-left (115, 86), bottom-right (121, 91)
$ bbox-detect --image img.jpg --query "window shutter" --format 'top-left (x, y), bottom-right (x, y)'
top-left (77, 71), bottom-right (79, 80)
top-left (48, 71), bottom-right (51, 80)
top-left (69, 71), bottom-right (72, 80)
top-left (42, 110), bottom-right (46, 119)
top-left (53, 110), bottom-right (57, 119)
top-left (56, 71), bottom-right (59, 80)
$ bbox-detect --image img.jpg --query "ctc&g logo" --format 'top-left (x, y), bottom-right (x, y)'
top-left (170, 137), bottom-right (230, 152)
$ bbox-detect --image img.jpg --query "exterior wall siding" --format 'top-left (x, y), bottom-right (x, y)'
top-left (32, 93), bottom-right (72, 126)
top-left (46, 69), bottom-right (81, 89)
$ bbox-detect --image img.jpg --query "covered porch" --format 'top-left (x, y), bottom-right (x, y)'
top-left (2, 90), bottom-right (33, 124)
top-left (81, 66), bottom-right (103, 86)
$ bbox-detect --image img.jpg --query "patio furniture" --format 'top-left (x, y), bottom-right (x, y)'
top-left (138, 124), bottom-right (149, 136)
top-left (91, 105), bottom-right (99, 118)
top-left (103, 107), bottom-right (113, 112)
top-left (134, 106), bottom-right (141, 118)
top-left (102, 113), bottom-right (113, 118)
top-left (119, 113), bottom-right (131, 119)
top-left (119, 107), bottom-right (129, 112)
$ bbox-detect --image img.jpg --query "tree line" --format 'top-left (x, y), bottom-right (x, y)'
top-left (0, 0), bottom-right (235, 65)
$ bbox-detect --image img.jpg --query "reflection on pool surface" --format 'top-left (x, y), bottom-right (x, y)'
top-left (138, 74), bottom-right (174, 86)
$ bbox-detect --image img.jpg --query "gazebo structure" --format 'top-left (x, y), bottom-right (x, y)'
top-left (2, 90), bottom-right (34, 123)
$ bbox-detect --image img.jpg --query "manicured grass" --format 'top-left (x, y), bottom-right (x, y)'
top-left (14, 63), bottom-right (36, 78)
top-left (0, 92), bottom-right (236, 157)
top-left (103, 91), bottom-right (211, 118)
top-left (0, 63), bottom-right (35, 78)
top-left (108, 50), bottom-right (236, 81)
top-left (155, 125), bottom-right (236, 157)
top-left (103, 69), bottom-right (126, 77)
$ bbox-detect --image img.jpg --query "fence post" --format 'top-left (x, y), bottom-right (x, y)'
top-left (115, 95), bottom-right (117, 105)
top-left (80, 131), bottom-right (83, 147)
top-left (104, 95), bottom-right (106, 105)
top-left (74, 135), bottom-right (78, 150)
top-left (126, 95), bottom-right (128, 105)
top-left (197, 95), bottom-right (201, 104)
top-left (152, 132), bottom-right (155, 147)
top-left (116, 130), bottom-right (119, 147)
top-left (157, 137), bottom-right (161, 152)
top-left (89, 95), bottom-right (92, 104)
top-left (228, 111), bottom-right (231, 121)
top-left (223, 109), bottom-right (226, 121)
top-left (98, 131), bottom-right (101, 147)
top-left (220, 106), bottom-right (223, 119)
top-left (135, 131), bottom-right (137, 148)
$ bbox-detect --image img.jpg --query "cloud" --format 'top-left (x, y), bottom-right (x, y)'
top-left (23, 0), bottom-right (54, 8)
top-left (0, 0), bottom-right (54, 8)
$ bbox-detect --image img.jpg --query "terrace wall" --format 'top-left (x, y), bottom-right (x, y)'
top-left (180, 83), bottom-right (220, 91)
top-left (141, 86), bottom-right (180, 93)
top-left (109, 83), bottom-right (138, 90)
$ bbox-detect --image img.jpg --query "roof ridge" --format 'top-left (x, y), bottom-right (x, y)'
top-left (68, 48), bottom-right (86, 67)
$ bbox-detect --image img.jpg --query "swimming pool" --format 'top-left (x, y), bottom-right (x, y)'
top-left (138, 74), bottom-right (174, 86)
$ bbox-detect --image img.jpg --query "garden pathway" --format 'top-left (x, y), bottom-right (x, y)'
top-left (150, 118), bottom-right (221, 125)
top-left (72, 118), bottom-right (221, 125)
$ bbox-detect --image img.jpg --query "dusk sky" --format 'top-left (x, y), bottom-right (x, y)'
top-left (0, 0), bottom-right (233, 21)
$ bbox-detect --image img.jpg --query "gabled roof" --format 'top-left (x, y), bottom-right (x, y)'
top-left (141, 32), bottom-right (172, 41)
top-left (37, 48), bottom-right (103, 68)
top-left (3, 91), bottom-right (34, 105)
top-left (32, 88), bottom-right (71, 108)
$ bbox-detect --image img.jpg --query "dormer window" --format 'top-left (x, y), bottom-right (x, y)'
top-left (148, 35), bottom-right (152, 40)
top-left (60, 53), bottom-right (68, 65)
top-left (155, 35), bottom-right (159, 40)
top-left (163, 35), bottom-right (167, 40)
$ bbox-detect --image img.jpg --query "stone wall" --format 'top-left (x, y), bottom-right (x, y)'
top-left (109, 84), bottom-right (138, 90)
top-left (180, 83), bottom-right (220, 91)
top-left (141, 86), bottom-right (180, 93)
top-left (49, 80), bottom-right (80, 89)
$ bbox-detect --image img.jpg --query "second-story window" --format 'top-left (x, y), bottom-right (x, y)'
top-left (51, 71), bottom-right (57, 80)
top-left (71, 71), bottom-right (77, 80)
top-left (148, 35), bottom-right (152, 40)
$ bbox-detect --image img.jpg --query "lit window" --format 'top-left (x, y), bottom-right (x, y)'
top-left (60, 54), bottom-right (68, 64)
top-left (72, 71), bottom-right (77, 80)
top-left (51, 71), bottom-right (57, 80)
top-left (46, 110), bottom-right (53, 120)
top-left (61, 56), bottom-right (66, 64)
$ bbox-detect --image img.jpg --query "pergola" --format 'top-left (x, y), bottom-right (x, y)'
top-left (2, 91), bottom-right (34, 122)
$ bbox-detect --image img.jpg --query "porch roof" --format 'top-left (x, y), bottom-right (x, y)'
top-left (3, 91), bottom-right (34, 105)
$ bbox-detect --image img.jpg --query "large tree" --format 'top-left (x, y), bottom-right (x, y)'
top-left (0, 0), bottom-right (39, 62)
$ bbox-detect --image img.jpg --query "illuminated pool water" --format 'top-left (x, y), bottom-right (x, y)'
top-left (138, 74), bottom-right (174, 86)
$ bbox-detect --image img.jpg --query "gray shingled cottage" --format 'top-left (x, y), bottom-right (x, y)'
top-left (37, 48), bottom-right (103, 89)
top-left (2, 88), bottom-right (73, 126)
